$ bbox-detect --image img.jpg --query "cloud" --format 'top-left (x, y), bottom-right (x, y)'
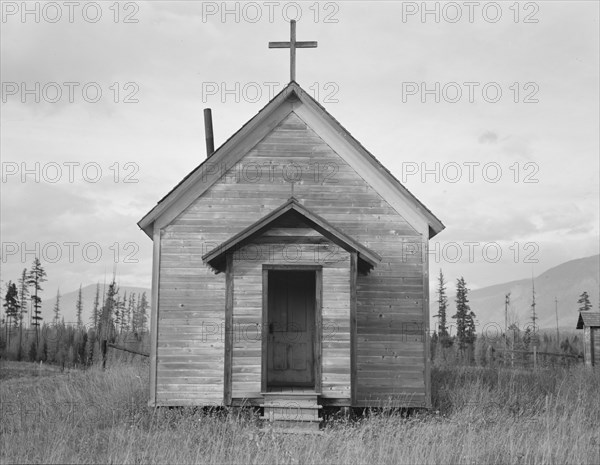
top-left (500, 134), bottom-right (534, 159)
top-left (1, 2), bottom-right (598, 301)
top-left (478, 131), bottom-right (498, 144)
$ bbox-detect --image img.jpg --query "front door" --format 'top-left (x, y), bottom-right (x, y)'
top-left (267, 270), bottom-right (315, 387)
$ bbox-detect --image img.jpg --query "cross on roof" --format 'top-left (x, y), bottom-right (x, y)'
top-left (269, 20), bottom-right (317, 82)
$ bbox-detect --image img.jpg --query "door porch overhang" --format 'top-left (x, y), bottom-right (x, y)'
top-left (202, 197), bottom-right (381, 274)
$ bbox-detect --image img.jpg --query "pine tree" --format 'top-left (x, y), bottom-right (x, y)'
top-left (131, 292), bottom-right (139, 334)
top-left (42, 338), bottom-right (48, 362)
top-left (9, 282), bottom-right (20, 327)
top-left (125, 292), bottom-right (135, 334)
top-left (99, 280), bottom-right (119, 341)
top-left (17, 268), bottom-right (29, 360)
top-left (137, 292), bottom-right (148, 335)
top-left (530, 278), bottom-right (538, 330)
top-left (78, 330), bottom-right (88, 366)
top-left (18, 268), bottom-right (29, 327)
top-left (129, 293), bottom-right (136, 331)
top-left (52, 289), bottom-right (61, 326)
top-left (75, 284), bottom-right (83, 328)
top-left (577, 291), bottom-right (592, 312)
top-left (466, 307), bottom-right (476, 345)
top-left (91, 283), bottom-right (100, 329)
top-left (114, 295), bottom-right (121, 332)
top-left (115, 293), bottom-right (127, 334)
top-left (435, 269), bottom-right (449, 341)
top-left (3, 281), bottom-right (20, 345)
top-left (452, 277), bottom-right (476, 351)
top-left (27, 258), bottom-right (47, 344)
top-left (523, 327), bottom-right (532, 350)
top-left (508, 322), bottom-right (520, 351)
top-left (29, 340), bottom-right (37, 362)
top-left (119, 291), bottom-right (128, 333)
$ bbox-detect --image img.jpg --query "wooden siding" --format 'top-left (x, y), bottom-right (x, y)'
top-left (583, 326), bottom-right (600, 367)
top-left (156, 235), bottom-right (225, 405)
top-left (155, 111), bottom-right (427, 407)
top-left (583, 327), bottom-right (591, 367)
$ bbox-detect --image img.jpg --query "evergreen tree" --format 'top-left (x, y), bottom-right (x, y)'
top-left (3, 281), bottom-right (20, 345)
top-left (452, 277), bottom-right (476, 350)
top-left (119, 291), bottom-right (128, 333)
top-left (99, 280), bottom-right (119, 341)
top-left (466, 307), bottom-right (476, 345)
top-left (131, 292), bottom-right (139, 334)
top-left (523, 327), bottom-right (532, 350)
top-left (52, 289), bottom-right (61, 326)
top-left (137, 292), bottom-right (148, 335)
top-left (577, 291), bottom-right (592, 312)
top-left (17, 268), bottom-right (29, 360)
top-left (29, 340), bottom-right (37, 362)
top-left (42, 338), bottom-right (48, 362)
top-left (78, 330), bottom-right (88, 365)
top-left (114, 295), bottom-right (121, 331)
top-left (435, 269), bottom-right (449, 340)
top-left (125, 292), bottom-right (135, 334)
top-left (508, 322), bottom-right (520, 346)
top-left (18, 268), bottom-right (29, 325)
top-left (114, 294), bottom-right (126, 333)
top-left (91, 283), bottom-right (100, 329)
top-left (27, 258), bottom-right (47, 344)
top-left (75, 284), bottom-right (83, 328)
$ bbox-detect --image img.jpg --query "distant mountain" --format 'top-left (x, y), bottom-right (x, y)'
top-left (431, 255), bottom-right (600, 332)
top-left (37, 255), bottom-right (599, 332)
top-left (40, 283), bottom-right (151, 326)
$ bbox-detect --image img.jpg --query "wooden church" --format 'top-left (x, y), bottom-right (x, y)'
top-left (138, 21), bottom-right (444, 426)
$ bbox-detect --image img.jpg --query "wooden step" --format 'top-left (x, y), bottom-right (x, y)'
top-left (262, 419), bottom-right (321, 432)
top-left (262, 410), bottom-right (320, 421)
top-left (270, 428), bottom-right (324, 436)
top-left (263, 402), bottom-right (321, 419)
top-left (260, 415), bottom-right (321, 423)
top-left (263, 405), bottom-right (321, 415)
top-left (260, 402), bottom-right (323, 409)
top-left (260, 391), bottom-right (323, 432)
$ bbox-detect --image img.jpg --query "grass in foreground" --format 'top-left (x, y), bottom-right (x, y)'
top-left (1, 361), bottom-right (599, 464)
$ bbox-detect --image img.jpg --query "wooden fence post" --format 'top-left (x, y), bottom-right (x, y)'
top-left (101, 339), bottom-right (107, 370)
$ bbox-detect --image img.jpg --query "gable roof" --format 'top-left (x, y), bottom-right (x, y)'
top-left (576, 311), bottom-right (600, 329)
top-left (138, 81), bottom-right (445, 239)
top-left (202, 197), bottom-right (382, 274)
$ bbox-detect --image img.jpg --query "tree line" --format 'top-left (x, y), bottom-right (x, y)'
top-left (431, 269), bottom-right (596, 365)
top-left (1, 257), bottom-right (149, 366)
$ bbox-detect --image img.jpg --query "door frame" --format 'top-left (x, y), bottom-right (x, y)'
top-left (261, 264), bottom-right (322, 393)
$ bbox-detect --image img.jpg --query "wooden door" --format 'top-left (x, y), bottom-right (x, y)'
top-left (267, 270), bottom-right (315, 386)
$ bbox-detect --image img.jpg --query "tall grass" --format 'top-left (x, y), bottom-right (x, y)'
top-left (1, 361), bottom-right (599, 464)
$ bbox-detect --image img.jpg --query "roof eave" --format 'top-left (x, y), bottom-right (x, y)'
top-left (137, 80), bottom-right (446, 240)
top-left (137, 82), bottom-right (303, 239)
top-left (203, 198), bottom-right (382, 273)
top-left (291, 84), bottom-right (446, 238)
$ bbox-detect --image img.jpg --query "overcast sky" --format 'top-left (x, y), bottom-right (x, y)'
top-left (1, 1), bottom-right (599, 316)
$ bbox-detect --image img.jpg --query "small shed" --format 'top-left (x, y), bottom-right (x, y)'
top-left (576, 311), bottom-right (600, 367)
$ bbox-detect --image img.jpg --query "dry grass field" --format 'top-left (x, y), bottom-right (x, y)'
top-left (1, 360), bottom-right (599, 464)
